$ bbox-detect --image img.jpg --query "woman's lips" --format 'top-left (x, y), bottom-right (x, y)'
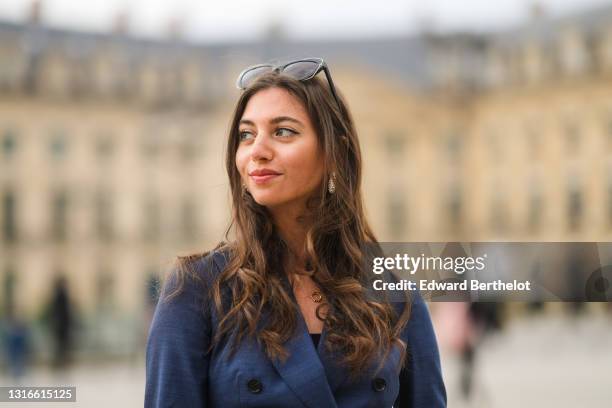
top-left (250, 174), bottom-right (280, 184)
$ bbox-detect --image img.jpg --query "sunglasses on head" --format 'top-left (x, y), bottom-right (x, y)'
top-left (235, 57), bottom-right (341, 108)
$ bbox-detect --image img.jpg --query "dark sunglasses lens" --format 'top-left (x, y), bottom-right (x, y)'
top-left (238, 65), bottom-right (274, 89)
top-left (283, 61), bottom-right (320, 80)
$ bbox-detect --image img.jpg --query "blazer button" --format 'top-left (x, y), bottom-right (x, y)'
top-left (247, 378), bottom-right (263, 394)
top-left (372, 377), bottom-right (386, 392)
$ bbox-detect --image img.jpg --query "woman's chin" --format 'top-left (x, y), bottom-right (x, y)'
top-left (250, 192), bottom-right (284, 208)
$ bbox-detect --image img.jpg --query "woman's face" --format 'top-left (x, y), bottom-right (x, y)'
top-left (236, 87), bottom-right (324, 212)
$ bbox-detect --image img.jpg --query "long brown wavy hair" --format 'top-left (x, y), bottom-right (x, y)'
top-left (165, 70), bottom-right (411, 380)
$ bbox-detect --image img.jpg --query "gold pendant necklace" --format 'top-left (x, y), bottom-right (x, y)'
top-left (287, 254), bottom-right (323, 303)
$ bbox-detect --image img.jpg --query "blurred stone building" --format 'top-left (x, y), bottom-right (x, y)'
top-left (1, 2), bottom-right (611, 350)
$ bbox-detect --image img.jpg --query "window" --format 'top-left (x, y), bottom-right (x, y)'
top-left (49, 129), bottom-right (68, 160)
top-left (528, 189), bottom-right (542, 232)
top-left (487, 131), bottom-right (503, 164)
top-left (95, 268), bottom-right (114, 310)
top-left (95, 131), bottom-right (115, 160)
top-left (525, 123), bottom-right (540, 159)
top-left (445, 131), bottom-right (463, 163)
top-left (606, 115), bottom-right (612, 150)
top-left (490, 192), bottom-right (508, 234)
top-left (181, 197), bottom-right (197, 241)
top-left (559, 28), bottom-right (590, 76)
top-left (387, 190), bottom-right (407, 239)
top-left (568, 187), bottom-right (582, 232)
top-left (564, 120), bottom-right (580, 154)
top-left (2, 266), bottom-right (16, 315)
top-left (142, 194), bottom-right (160, 242)
top-left (141, 130), bottom-right (161, 158)
top-left (608, 178), bottom-right (612, 229)
top-left (95, 189), bottom-right (113, 241)
top-left (51, 190), bottom-right (68, 241)
top-left (608, 166), bottom-right (612, 229)
top-left (1, 129), bottom-right (17, 158)
top-left (180, 133), bottom-right (203, 161)
top-left (447, 185), bottom-right (462, 232)
top-left (2, 190), bottom-right (17, 242)
top-left (384, 131), bottom-right (406, 160)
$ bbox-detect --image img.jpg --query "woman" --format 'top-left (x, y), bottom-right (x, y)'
top-left (145, 57), bottom-right (446, 407)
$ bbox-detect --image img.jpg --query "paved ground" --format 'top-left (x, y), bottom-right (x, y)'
top-left (1, 312), bottom-right (611, 407)
top-left (441, 312), bottom-right (612, 408)
top-left (0, 358), bottom-right (145, 407)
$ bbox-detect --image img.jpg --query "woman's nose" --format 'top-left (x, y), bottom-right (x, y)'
top-left (250, 133), bottom-right (274, 161)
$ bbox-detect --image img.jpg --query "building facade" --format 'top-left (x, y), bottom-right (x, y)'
top-left (1, 5), bottom-right (611, 341)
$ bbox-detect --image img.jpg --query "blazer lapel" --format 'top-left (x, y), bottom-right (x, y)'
top-left (269, 309), bottom-right (338, 408)
top-left (316, 325), bottom-right (350, 393)
top-left (279, 274), bottom-right (349, 392)
top-left (267, 274), bottom-right (339, 408)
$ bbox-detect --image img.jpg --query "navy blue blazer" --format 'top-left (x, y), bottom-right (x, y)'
top-left (145, 251), bottom-right (446, 407)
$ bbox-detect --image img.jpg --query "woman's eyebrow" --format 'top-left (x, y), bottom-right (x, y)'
top-left (239, 116), bottom-right (304, 127)
top-left (269, 116), bottom-right (303, 126)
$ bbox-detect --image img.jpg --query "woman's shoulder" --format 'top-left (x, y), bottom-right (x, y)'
top-left (178, 246), bottom-right (231, 278)
top-left (160, 243), bottom-right (233, 303)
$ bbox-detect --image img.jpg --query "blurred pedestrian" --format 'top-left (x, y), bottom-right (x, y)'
top-left (2, 305), bottom-right (31, 380)
top-left (48, 276), bottom-right (74, 369)
top-left (461, 302), bottom-right (503, 400)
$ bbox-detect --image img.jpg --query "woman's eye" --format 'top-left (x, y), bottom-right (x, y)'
top-left (276, 128), bottom-right (296, 138)
top-left (239, 131), bottom-right (254, 141)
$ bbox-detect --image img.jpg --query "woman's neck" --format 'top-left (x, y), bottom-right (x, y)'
top-left (270, 205), bottom-right (310, 265)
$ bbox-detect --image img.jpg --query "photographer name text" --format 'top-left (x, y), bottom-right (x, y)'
top-left (372, 279), bottom-right (532, 292)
